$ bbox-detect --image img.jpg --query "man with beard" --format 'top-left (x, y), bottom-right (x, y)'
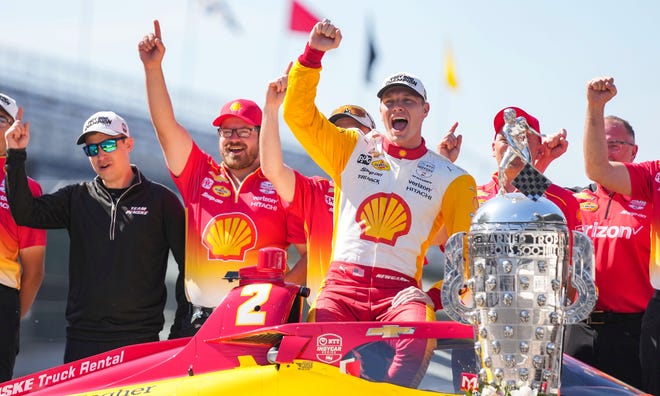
top-left (438, 106), bottom-right (580, 231)
top-left (139, 20), bottom-right (306, 332)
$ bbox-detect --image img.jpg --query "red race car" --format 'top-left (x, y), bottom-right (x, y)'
top-left (0, 248), bottom-right (648, 396)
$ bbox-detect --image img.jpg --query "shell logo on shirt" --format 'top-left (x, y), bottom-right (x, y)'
top-left (208, 171), bottom-right (229, 183)
top-left (573, 192), bottom-right (595, 201)
top-left (202, 212), bottom-right (257, 260)
top-left (356, 193), bottom-right (411, 246)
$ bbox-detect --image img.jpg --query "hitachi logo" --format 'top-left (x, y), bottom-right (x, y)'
top-left (579, 223), bottom-right (645, 239)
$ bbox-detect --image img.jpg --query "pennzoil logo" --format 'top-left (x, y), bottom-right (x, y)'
top-left (202, 213), bottom-right (256, 260)
top-left (356, 193), bottom-right (411, 245)
top-left (371, 159), bottom-right (391, 171)
top-left (579, 201), bottom-right (598, 212)
top-left (213, 185), bottom-right (231, 197)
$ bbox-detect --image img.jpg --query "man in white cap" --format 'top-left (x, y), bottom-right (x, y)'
top-left (0, 94), bottom-right (46, 380)
top-left (4, 110), bottom-right (188, 363)
top-left (282, 21), bottom-right (477, 388)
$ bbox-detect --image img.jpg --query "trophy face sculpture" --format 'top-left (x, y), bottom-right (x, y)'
top-left (441, 109), bottom-right (597, 395)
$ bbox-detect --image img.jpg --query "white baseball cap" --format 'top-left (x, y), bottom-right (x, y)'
top-left (77, 111), bottom-right (130, 145)
top-left (377, 72), bottom-right (427, 101)
top-left (0, 93), bottom-right (19, 121)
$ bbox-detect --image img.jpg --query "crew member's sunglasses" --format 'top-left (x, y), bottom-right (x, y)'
top-left (336, 105), bottom-right (367, 117)
top-left (331, 105), bottom-right (376, 129)
top-left (82, 137), bottom-right (127, 157)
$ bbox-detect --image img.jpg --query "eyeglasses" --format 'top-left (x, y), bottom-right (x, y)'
top-left (606, 139), bottom-right (635, 150)
top-left (0, 115), bottom-right (11, 125)
top-left (217, 127), bottom-right (259, 138)
top-left (82, 137), bottom-right (127, 157)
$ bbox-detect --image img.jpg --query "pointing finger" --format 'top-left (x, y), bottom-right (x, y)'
top-left (448, 121), bottom-right (459, 134)
top-left (154, 20), bottom-right (161, 40)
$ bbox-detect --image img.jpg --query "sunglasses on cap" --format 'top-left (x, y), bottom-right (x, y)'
top-left (330, 105), bottom-right (376, 129)
top-left (82, 137), bottom-right (127, 157)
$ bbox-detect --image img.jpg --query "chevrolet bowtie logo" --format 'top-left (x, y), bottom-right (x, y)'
top-left (366, 325), bottom-right (416, 339)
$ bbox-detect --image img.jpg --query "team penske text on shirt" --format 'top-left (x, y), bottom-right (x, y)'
top-left (358, 166), bottom-right (382, 184)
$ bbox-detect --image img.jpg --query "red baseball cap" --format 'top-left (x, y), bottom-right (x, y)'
top-left (212, 99), bottom-right (262, 127)
top-left (493, 106), bottom-right (541, 141)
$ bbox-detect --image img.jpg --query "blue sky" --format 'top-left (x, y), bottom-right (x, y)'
top-left (2, 0), bottom-right (658, 187)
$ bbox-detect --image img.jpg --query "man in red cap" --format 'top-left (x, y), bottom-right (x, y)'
top-left (438, 105), bottom-right (580, 231)
top-left (138, 21), bottom-right (305, 332)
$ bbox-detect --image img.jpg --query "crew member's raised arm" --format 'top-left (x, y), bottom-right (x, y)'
top-left (138, 19), bottom-right (193, 176)
top-left (583, 76), bottom-right (632, 195)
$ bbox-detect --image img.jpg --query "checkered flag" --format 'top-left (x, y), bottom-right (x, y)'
top-left (512, 163), bottom-right (551, 201)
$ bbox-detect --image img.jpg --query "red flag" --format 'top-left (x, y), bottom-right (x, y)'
top-left (289, 0), bottom-right (319, 33)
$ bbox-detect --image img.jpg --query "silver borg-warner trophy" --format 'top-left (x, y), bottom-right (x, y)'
top-left (441, 109), bottom-right (597, 395)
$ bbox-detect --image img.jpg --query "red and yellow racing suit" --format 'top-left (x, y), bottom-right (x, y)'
top-left (283, 52), bottom-right (477, 387)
